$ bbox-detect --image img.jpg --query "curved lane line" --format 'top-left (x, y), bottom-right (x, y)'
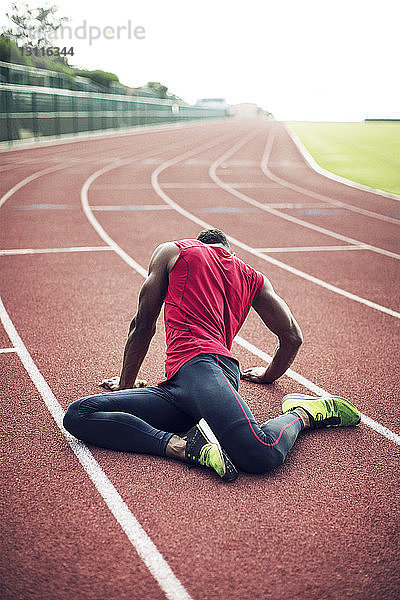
top-left (234, 336), bottom-right (400, 446)
top-left (0, 297), bottom-right (193, 600)
top-left (80, 131), bottom-right (399, 446)
top-left (210, 128), bottom-right (400, 259)
top-left (0, 144), bottom-right (225, 599)
top-left (81, 131), bottom-right (238, 276)
top-left (0, 163), bottom-right (75, 209)
top-left (286, 123), bottom-right (400, 203)
top-left (148, 130), bottom-right (400, 319)
top-left (0, 130), bottom-right (241, 600)
top-left (267, 125), bottom-right (400, 223)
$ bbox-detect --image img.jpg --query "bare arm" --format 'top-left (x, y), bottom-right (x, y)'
top-left (241, 276), bottom-right (303, 384)
top-left (101, 242), bottom-right (179, 391)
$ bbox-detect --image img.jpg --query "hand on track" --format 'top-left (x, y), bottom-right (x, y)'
top-left (241, 366), bottom-right (272, 384)
top-left (99, 377), bottom-right (148, 391)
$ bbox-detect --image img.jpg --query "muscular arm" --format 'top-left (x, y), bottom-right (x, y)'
top-left (242, 276), bottom-right (303, 384)
top-left (116, 242), bottom-right (179, 389)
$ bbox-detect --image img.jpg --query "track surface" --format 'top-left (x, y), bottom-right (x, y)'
top-left (1, 120), bottom-right (399, 600)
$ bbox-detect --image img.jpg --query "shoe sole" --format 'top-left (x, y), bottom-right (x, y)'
top-left (198, 419), bottom-right (238, 482)
top-left (282, 394), bottom-right (361, 426)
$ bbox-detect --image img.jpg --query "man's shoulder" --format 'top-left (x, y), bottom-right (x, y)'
top-left (156, 241), bottom-right (180, 253)
top-left (150, 242), bottom-right (180, 272)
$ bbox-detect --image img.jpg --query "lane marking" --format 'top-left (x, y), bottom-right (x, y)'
top-left (81, 136), bottom-right (400, 446)
top-left (10, 203), bottom-right (75, 210)
top-left (92, 205), bottom-right (173, 212)
top-left (0, 163), bottom-right (76, 210)
top-left (272, 127), bottom-right (400, 219)
top-left (82, 131), bottom-right (239, 282)
top-left (0, 347), bottom-right (17, 353)
top-left (4, 127), bottom-right (398, 600)
top-left (1, 137), bottom-right (238, 599)
top-left (269, 128), bottom-right (400, 221)
top-left (0, 246), bottom-right (113, 256)
top-left (254, 245), bottom-right (369, 253)
top-left (234, 336), bottom-right (400, 446)
top-left (261, 202), bottom-right (330, 208)
top-left (0, 132), bottom-right (237, 599)
top-left (286, 124), bottom-right (400, 202)
top-left (91, 183), bottom-right (154, 190)
top-left (150, 130), bottom-right (400, 320)
top-left (0, 131), bottom-right (239, 599)
top-left (198, 207), bottom-right (253, 213)
top-left (0, 297), bottom-right (193, 600)
top-left (210, 129), bottom-right (400, 260)
top-left (163, 183), bottom-right (219, 189)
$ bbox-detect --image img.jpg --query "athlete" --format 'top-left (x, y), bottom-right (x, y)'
top-left (63, 228), bottom-right (361, 481)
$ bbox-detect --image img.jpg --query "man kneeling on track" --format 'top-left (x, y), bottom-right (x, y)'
top-left (63, 228), bottom-right (361, 482)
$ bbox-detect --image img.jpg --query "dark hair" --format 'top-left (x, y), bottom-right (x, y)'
top-left (196, 228), bottom-right (231, 250)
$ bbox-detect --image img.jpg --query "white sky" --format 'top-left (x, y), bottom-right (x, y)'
top-left (2, 0), bottom-right (399, 120)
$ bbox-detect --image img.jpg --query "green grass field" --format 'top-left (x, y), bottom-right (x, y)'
top-left (287, 121), bottom-right (400, 195)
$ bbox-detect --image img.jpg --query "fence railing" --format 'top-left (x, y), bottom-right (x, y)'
top-left (0, 83), bottom-right (227, 144)
top-left (0, 59), bottom-right (125, 93)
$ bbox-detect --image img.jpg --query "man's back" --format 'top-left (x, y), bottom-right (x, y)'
top-left (163, 239), bottom-right (264, 380)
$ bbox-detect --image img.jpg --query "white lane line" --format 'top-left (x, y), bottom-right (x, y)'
top-left (80, 133), bottom-right (400, 446)
top-left (234, 336), bottom-right (400, 446)
top-left (255, 245), bottom-right (369, 253)
top-left (81, 156), bottom-right (400, 447)
top-left (210, 129), bottom-right (400, 260)
top-left (0, 347), bottom-right (17, 353)
top-left (82, 160), bottom-right (162, 278)
top-left (0, 163), bottom-right (76, 210)
top-left (262, 202), bottom-right (330, 208)
top-left (162, 183), bottom-right (219, 189)
top-left (82, 132), bottom-right (239, 280)
top-left (274, 125), bottom-right (400, 221)
top-left (0, 297), bottom-right (193, 600)
top-left (0, 134), bottom-right (234, 600)
top-left (286, 124), bottom-right (400, 203)
top-left (150, 131), bottom-right (400, 320)
top-left (0, 246), bottom-right (113, 256)
top-left (80, 134), bottom-right (236, 278)
top-left (92, 205), bottom-right (173, 212)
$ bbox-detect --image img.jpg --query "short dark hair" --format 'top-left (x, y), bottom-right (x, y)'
top-left (196, 228), bottom-right (231, 250)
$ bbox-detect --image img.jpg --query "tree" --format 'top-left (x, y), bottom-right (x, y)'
top-left (3, 2), bottom-right (69, 48)
top-left (147, 81), bottom-right (168, 99)
top-left (0, 33), bottom-right (32, 65)
top-left (74, 69), bottom-right (120, 90)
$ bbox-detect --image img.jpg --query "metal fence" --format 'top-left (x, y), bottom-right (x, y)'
top-left (0, 59), bottom-right (125, 93)
top-left (0, 82), bottom-right (227, 145)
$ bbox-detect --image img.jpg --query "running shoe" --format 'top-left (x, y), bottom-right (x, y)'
top-left (282, 393), bottom-right (361, 429)
top-left (185, 419), bottom-right (238, 482)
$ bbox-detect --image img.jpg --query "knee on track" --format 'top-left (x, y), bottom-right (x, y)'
top-left (63, 396), bottom-right (93, 438)
top-left (63, 399), bottom-right (80, 436)
top-left (229, 442), bottom-right (286, 474)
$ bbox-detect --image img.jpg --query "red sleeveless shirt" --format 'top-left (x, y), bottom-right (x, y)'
top-left (162, 239), bottom-right (264, 381)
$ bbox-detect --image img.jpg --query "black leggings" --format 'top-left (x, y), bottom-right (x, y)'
top-left (63, 354), bottom-right (303, 474)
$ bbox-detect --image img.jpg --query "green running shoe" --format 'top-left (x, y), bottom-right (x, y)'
top-left (185, 419), bottom-right (238, 482)
top-left (282, 393), bottom-right (361, 429)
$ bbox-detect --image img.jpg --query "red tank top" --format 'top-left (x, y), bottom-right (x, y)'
top-left (162, 239), bottom-right (264, 381)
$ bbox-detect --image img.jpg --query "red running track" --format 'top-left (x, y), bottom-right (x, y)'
top-left (1, 120), bottom-right (399, 600)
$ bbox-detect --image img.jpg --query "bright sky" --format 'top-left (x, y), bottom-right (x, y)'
top-left (2, 0), bottom-right (399, 120)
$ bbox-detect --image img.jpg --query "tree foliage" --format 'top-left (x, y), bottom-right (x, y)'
top-left (147, 81), bottom-right (168, 99)
top-left (0, 33), bottom-right (32, 65)
top-left (74, 69), bottom-right (120, 90)
top-left (3, 2), bottom-right (70, 48)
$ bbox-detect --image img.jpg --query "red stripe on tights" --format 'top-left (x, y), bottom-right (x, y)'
top-left (216, 356), bottom-right (301, 447)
